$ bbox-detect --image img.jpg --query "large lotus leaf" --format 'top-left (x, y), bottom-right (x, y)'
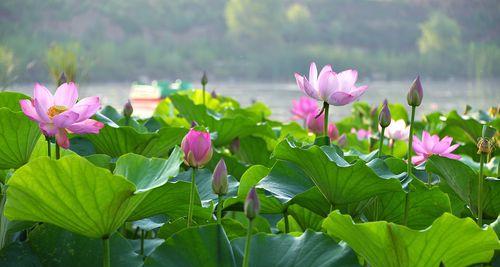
top-left (205, 151), bottom-right (249, 179)
top-left (170, 94), bottom-right (275, 146)
top-left (276, 205), bottom-right (325, 232)
top-left (114, 147), bottom-right (183, 193)
top-left (28, 224), bottom-right (142, 267)
top-left (362, 179), bottom-right (451, 229)
top-left (273, 140), bottom-right (403, 206)
top-left (223, 165), bottom-right (283, 214)
top-left (4, 155), bottom-right (137, 238)
top-left (0, 241), bottom-right (41, 267)
top-left (439, 110), bottom-right (482, 143)
top-left (233, 136), bottom-right (272, 166)
top-left (143, 224), bottom-right (237, 267)
top-left (323, 211), bottom-right (500, 267)
top-left (134, 127), bottom-right (188, 158)
top-left (427, 155), bottom-right (500, 218)
top-left (127, 181), bottom-right (212, 222)
top-left (0, 91), bottom-right (29, 112)
top-left (0, 108), bottom-right (41, 169)
top-left (231, 230), bottom-right (360, 267)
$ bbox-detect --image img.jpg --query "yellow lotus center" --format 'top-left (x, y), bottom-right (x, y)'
top-left (47, 105), bottom-right (68, 118)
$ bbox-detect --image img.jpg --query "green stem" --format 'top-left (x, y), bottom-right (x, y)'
top-left (378, 127), bottom-right (385, 158)
top-left (102, 237), bottom-right (110, 267)
top-left (140, 229), bottom-right (145, 256)
top-left (478, 152), bottom-right (485, 226)
top-left (202, 85), bottom-right (206, 106)
top-left (55, 143), bottom-right (61, 160)
top-left (187, 168), bottom-right (196, 227)
top-left (242, 220), bottom-right (253, 267)
top-left (283, 208), bottom-right (289, 234)
top-left (427, 171), bottom-right (432, 187)
top-left (217, 195), bottom-right (223, 225)
top-left (323, 102), bottom-right (329, 137)
top-left (0, 185), bottom-right (8, 250)
top-left (390, 139), bottom-right (395, 156)
top-left (403, 192), bottom-right (410, 226)
top-left (45, 136), bottom-right (51, 158)
top-left (407, 106), bottom-right (416, 176)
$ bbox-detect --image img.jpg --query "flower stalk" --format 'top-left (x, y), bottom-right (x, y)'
top-left (102, 237), bottom-right (110, 267)
top-left (243, 187), bottom-right (260, 267)
top-left (187, 168), bottom-right (196, 227)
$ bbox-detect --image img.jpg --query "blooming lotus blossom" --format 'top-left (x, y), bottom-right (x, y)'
top-left (381, 119), bottom-right (410, 141)
top-left (351, 128), bottom-right (372, 140)
top-left (20, 83), bottom-right (103, 148)
top-left (412, 131), bottom-right (460, 165)
top-left (181, 128), bottom-right (213, 167)
top-left (291, 97), bottom-right (318, 120)
top-left (294, 62), bottom-right (368, 106)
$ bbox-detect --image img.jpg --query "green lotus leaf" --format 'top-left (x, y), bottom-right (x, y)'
top-left (362, 179), bottom-right (451, 229)
top-left (114, 147), bottom-right (183, 192)
top-left (276, 205), bottom-right (324, 232)
top-left (28, 224), bottom-right (142, 267)
top-left (427, 155), bottom-right (500, 218)
top-left (84, 125), bottom-right (186, 158)
top-left (5, 149), bottom-right (184, 238)
top-left (273, 140), bottom-right (403, 206)
top-left (323, 211), bottom-right (500, 267)
top-left (0, 91), bottom-right (29, 112)
top-left (231, 230), bottom-right (360, 267)
top-left (0, 108), bottom-right (41, 169)
top-left (0, 241), bottom-right (41, 267)
top-left (439, 110), bottom-right (482, 143)
top-left (170, 94), bottom-right (275, 146)
top-left (144, 224), bottom-right (237, 267)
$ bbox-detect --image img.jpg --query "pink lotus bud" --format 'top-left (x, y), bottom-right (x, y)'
top-left (305, 111), bottom-right (324, 134)
top-left (407, 76), bottom-right (423, 107)
top-left (212, 159), bottom-right (228, 195)
top-left (181, 128), bottom-right (213, 168)
top-left (211, 90), bottom-right (218, 98)
top-left (123, 100), bottom-right (133, 118)
top-left (244, 187), bottom-right (260, 220)
top-left (337, 133), bottom-right (347, 148)
top-left (378, 99), bottom-right (391, 128)
top-left (328, 123), bottom-right (339, 141)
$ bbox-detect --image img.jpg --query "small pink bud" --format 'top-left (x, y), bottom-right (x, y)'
top-left (244, 187), bottom-right (260, 220)
top-left (212, 159), bottom-right (228, 195)
top-left (378, 99), bottom-right (391, 128)
top-left (201, 71), bottom-right (208, 86)
top-left (328, 123), bottom-right (339, 141)
top-left (181, 128), bottom-right (213, 168)
top-left (407, 76), bottom-right (423, 107)
top-left (123, 100), bottom-right (133, 118)
top-left (337, 133), bottom-right (347, 148)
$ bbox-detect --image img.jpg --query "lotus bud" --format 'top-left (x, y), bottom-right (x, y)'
top-left (378, 99), bottom-right (391, 128)
top-left (57, 72), bottom-right (67, 86)
top-left (201, 71), bottom-right (208, 87)
top-left (230, 138), bottom-right (240, 153)
top-left (123, 100), bottom-right (133, 118)
top-left (244, 187), bottom-right (260, 220)
top-left (211, 90), bottom-right (218, 99)
top-left (337, 134), bottom-right (347, 148)
top-left (181, 128), bottom-right (213, 168)
top-left (328, 123), bottom-right (339, 141)
top-left (212, 159), bottom-right (228, 195)
top-left (191, 121), bottom-right (198, 128)
top-left (407, 76), bottom-right (423, 107)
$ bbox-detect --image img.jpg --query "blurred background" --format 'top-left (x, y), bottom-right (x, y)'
top-left (1, 0), bottom-right (499, 119)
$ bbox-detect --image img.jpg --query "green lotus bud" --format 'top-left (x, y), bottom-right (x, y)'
top-left (57, 72), bottom-right (67, 86)
top-left (244, 187), bottom-right (260, 220)
top-left (407, 76), bottom-right (423, 107)
top-left (378, 99), bottom-right (391, 128)
top-left (212, 159), bottom-right (228, 195)
top-left (201, 71), bottom-right (208, 87)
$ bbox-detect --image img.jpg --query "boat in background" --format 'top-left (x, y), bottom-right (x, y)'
top-left (129, 79), bottom-right (192, 117)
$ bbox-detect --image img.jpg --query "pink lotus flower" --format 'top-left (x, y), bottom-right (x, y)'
top-left (328, 123), bottom-right (339, 141)
top-left (19, 83), bottom-right (103, 149)
top-left (351, 128), bottom-right (372, 140)
top-left (381, 119), bottom-right (410, 141)
top-left (412, 131), bottom-right (460, 165)
top-left (306, 112), bottom-right (339, 141)
top-left (181, 128), bottom-right (213, 168)
top-left (294, 62), bottom-right (368, 106)
top-left (291, 97), bottom-right (318, 120)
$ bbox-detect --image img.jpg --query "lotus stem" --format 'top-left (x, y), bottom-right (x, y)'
top-left (187, 168), bottom-right (196, 227)
top-left (140, 229), bottom-right (145, 256)
top-left (478, 152), bottom-right (485, 226)
top-left (0, 185), bottom-right (8, 250)
top-left (102, 237), bottom-right (110, 267)
top-left (407, 106), bottom-right (416, 176)
top-left (378, 127), bottom-right (385, 158)
top-left (403, 193), bottom-right (410, 226)
top-left (217, 195), bottom-right (223, 225)
top-left (390, 139), bottom-right (395, 156)
top-left (45, 136), bottom-right (51, 158)
top-left (202, 85), bottom-right (206, 106)
top-left (283, 208), bottom-right (289, 234)
top-left (55, 143), bottom-right (61, 160)
top-left (323, 102), bottom-right (329, 138)
top-left (427, 171), bottom-right (432, 187)
top-left (242, 219), bottom-right (253, 267)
